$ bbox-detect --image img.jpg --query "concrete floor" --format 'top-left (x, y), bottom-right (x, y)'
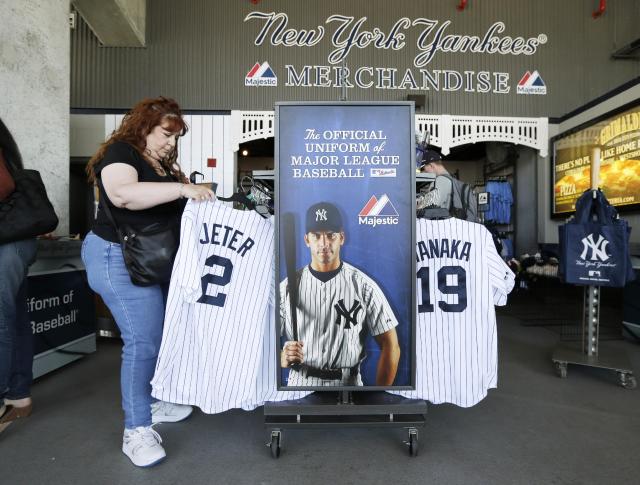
top-left (1, 313), bottom-right (639, 485)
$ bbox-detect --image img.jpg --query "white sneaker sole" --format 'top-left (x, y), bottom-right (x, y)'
top-left (151, 408), bottom-right (193, 424)
top-left (122, 448), bottom-right (167, 468)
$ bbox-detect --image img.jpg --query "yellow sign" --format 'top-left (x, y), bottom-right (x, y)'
top-left (553, 104), bottom-right (640, 215)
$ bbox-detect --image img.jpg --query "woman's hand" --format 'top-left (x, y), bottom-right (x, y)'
top-left (180, 183), bottom-right (216, 202)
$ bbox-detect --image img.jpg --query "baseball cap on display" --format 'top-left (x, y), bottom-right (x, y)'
top-left (305, 202), bottom-right (343, 233)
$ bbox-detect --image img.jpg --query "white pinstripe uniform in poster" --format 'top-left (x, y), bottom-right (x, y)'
top-left (280, 263), bottom-right (398, 387)
top-left (151, 201), bottom-right (305, 413)
top-left (391, 217), bottom-right (514, 407)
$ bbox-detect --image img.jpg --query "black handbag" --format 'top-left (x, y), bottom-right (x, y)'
top-left (97, 179), bottom-right (178, 287)
top-left (0, 169), bottom-right (59, 244)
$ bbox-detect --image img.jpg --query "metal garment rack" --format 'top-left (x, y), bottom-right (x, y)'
top-left (551, 285), bottom-right (636, 389)
top-left (264, 391), bottom-right (427, 458)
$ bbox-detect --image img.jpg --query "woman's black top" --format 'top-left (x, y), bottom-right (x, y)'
top-left (92, 141), bottom-right (185, 243)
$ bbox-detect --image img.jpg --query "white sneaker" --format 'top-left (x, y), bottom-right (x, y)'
top-left (122, 426), bottom-right (166, 467)
top-left (151, 401), bottom-right (193, 424)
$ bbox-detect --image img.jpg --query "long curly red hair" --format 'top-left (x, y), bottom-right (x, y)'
top-left (86, 97), bottom-right (188, 184)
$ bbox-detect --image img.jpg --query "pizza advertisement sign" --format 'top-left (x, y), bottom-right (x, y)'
top-left (552, 102), bottom-right (640, 217)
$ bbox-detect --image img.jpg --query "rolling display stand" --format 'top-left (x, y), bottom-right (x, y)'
top-left (551, 285), bottom-right (636, 389)
top-left (551, 155), bottom-right (635, 389)
top-left (264, 391), bottom-right (427, 458)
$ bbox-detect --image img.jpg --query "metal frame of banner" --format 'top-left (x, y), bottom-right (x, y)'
top-left (264, 101), bottom-right (426, 459)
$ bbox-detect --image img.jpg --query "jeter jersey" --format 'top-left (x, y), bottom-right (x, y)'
top-left (152, 200), bottom-right (276, 413)
top-left (391, 218), bottom-right (514, 407)
top-left (280, 263), bottom-right (398, 387)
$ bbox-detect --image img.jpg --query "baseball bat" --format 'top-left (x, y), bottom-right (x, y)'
top-left (283, 212), bottom-right (300, 369)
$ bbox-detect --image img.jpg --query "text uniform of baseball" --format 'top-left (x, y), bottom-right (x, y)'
top-left (152, 200), bottom-right (307, 413)
top-left (391, 217), bottom-right (514, 407)
top-left (280, 202), bottom-right (400, 387)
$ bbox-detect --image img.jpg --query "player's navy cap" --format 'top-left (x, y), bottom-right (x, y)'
top-left (305, 202), bottom-right (343, 233)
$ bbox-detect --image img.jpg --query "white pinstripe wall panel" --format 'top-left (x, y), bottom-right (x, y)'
top-left (178, 115), bottom-right (193, 172)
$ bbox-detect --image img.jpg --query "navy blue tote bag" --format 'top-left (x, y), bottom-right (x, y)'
top-left (559, 190), bottom-right (633, 288)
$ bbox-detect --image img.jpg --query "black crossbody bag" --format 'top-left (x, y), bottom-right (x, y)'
top-left (0, 168), bottom-right (59, 244)
top-left (97, 178), bottom-right (178, 286)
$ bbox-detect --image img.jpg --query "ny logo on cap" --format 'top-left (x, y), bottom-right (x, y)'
top-left (316, 209), bottom-right (327, 222)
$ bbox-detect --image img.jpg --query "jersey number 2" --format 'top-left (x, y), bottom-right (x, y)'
top-left (417, 266), bottom-right (467, 313)
top-left (197, 255), bottom-right (233, 307)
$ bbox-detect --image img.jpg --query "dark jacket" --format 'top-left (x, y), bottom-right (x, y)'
top-left (0, 118), bottom-right (24, 174)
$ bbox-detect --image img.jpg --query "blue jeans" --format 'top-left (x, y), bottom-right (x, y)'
top-left (0, 238), bottom-right (38, 401)
top-left (81, 232), bottom-right (167, 428)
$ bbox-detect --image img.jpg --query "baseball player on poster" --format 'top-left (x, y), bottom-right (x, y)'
top-left (279, 201), bottom-right (401, 387)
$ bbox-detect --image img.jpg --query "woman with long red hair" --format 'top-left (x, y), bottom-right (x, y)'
top-left (82, 97), bottom-right (214, 467)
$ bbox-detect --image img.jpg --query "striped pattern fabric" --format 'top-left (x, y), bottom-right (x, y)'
top-left (391, 217), bottom-right (514, 407)
top-left (280, 263), bottom-right (398, 387)
top-left (152, 200), bottom-right (279, 413)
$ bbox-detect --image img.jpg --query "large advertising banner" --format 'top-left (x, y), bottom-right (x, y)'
top-left (276, 102), bottom-right (415, 390)
top-left (552, 103), bottom-right (640, 216)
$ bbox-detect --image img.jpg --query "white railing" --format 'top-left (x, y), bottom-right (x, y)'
top-left (418, 114), bottom-right (548, 157)
top-left (230, 110), bottom-right (274, 152)
top-left (232, 111), bottom-right (549, 157)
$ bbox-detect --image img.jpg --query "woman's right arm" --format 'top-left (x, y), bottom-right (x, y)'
top-left (101, 163), bottom-right (214, 210)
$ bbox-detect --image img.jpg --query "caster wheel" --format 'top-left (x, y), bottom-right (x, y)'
top-left (408, 429), bottom-right (418, 457)
top-left (555, 362), bottom-right (567, 379)
top-left (270, 431), bottom-right (281, 459)
top-left (619, 373), bottom-right (637, 390)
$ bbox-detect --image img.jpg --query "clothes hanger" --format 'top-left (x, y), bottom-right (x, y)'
top-left (217, 189), bottom-right (257, 210)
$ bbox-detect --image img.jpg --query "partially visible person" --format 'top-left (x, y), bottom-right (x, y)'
top-left (0, 118), bottom-right (39, 434)
top-left (81, 97), bottom-right (215, 467)
top-left (418, 149), bottom-right (479, 222)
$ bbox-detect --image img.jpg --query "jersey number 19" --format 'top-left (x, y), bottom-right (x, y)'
top-left (417, 265), bottom-right (467, 313)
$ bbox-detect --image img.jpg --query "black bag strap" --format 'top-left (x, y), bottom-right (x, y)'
top-left (96, 177), bottom-right (121, 234)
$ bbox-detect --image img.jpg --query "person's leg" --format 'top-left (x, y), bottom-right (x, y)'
top-left (82, 232), bottom-right (166, 466)
top-left (0, 239), bottom-right (36, 402)
top-left (0, 242), bottom-right (24, 403)
top-left (82, 232), bottom-right (165, 429)
top-left (6, 239), bottom-right (37, 402)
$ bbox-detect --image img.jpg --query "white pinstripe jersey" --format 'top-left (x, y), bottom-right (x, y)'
top-left (151, 200), bottom-right (280, 413)
top-left (280, 263), bottom-right (398, 387)
top-left (391, 217), bottom-right (514, 407)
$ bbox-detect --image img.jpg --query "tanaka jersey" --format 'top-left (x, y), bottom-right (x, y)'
top-left (391, 217), bottom-right (514, 407)
top-left (152, 200), bottom-right (276, 413)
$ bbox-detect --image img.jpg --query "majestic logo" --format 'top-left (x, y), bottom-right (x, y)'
top-left (580, 234), bottom-right (610, 262)
top-left (334, 299), bottom-right (362, 329)
top-left (370, 168), bottom-right (397, 178)
top-left (245, 61), bottom-right (277, 86)
top-left (315, 209), bottom-right (327, 221)
top-left (517, 70), bottom-right (546, 95)
top-left (358, 194), bottom-right (399, 227)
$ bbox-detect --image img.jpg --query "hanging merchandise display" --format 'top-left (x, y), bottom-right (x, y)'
top-left (484, 180), bottom-right (513, 224)
top-left (559, 189), bottom-right (635, 288)
top-left (391, 216), bottom-right (515, 407)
